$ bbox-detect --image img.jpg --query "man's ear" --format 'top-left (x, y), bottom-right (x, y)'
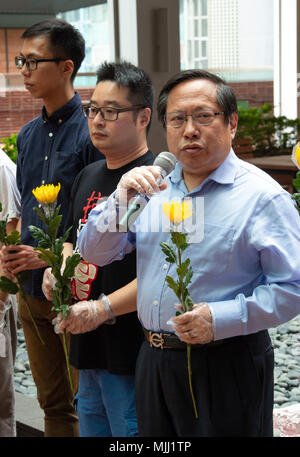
top-left (138, 107), bottom-right (151, 129)
top-left (229, 112), bottom-right (238, 140)
top-left (62, 59), bottom-right (74, 80)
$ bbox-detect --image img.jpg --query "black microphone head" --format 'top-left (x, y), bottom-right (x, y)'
top-left (153, 151), bottom-right (177, 177)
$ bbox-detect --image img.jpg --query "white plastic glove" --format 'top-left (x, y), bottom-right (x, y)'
top-left (115, 165), bottom-right (165, 204)
top-left (168, 303), bottom-right (214, 344)
top-left (53, 299), bottom-right (109, 335)
top-left (42, 267), bottom-right (57, 301)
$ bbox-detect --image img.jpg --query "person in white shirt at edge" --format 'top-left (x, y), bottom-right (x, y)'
top-left (44, 69), bottom-right (300, 437)
top-left (0, 148), bottom-right (21, 437)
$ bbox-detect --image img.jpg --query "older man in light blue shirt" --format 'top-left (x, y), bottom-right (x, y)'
top-left (59, 69), bottom-right (300, 437)
top-left (79, 149), bottom-right (300, 340)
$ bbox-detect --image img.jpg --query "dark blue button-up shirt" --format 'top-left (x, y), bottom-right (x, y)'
top-left (17, 92), bottom-right (104, 297)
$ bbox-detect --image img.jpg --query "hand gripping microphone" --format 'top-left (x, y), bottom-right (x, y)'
top-left (117, 151), bottom-right (177, 232)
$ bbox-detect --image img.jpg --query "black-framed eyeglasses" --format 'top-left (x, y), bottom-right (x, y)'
top-left (82, 103), bottom-right (146, 121)
top-left (15, 56), bottom-right (66, 71)
top-left (165, 110), bottom-right (224, 128)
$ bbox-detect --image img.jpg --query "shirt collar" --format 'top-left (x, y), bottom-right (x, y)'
top-left (42, 91), bottom-right (82, 125)
top-left (168, 148), bottom-right (239, 187)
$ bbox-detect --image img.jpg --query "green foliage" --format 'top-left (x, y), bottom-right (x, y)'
top-left (0, 276), bottom-right (19, 294)
top-left (292, 171), bottom-right (300, 192)
top-left (237, 103), bottom-right (300, 157)
top-left (29, 205), bottom-right (81, 319)
top-left (291, 171), bottom-right (300, 213)
top-left (0, 201), bottom-right (44, 343)
top-left (1, 133), bottom-right (18, 163)
top-left (160, 231), bottom-right (194, 312)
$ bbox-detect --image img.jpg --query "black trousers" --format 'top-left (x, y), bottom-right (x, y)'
top-left (135, 330), bottom-right (274, 437)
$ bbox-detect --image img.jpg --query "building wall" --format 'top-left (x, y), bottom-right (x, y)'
top-left (0, 82), bottom-right (273, 140)
top-left (0, 28), bottom-right (26, 74)
top-left (230, 81), bottom-right (274, 107)
top-left (0, 88), bottom-right (94, 139)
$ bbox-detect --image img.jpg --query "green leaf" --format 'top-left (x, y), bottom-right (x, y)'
top-left (62, 226), bottom-right (72, 243)
top-left (60, 304), bottom-right (70, 319)
top-left (5, 230), bottom-right (21, 245)
top-left (171, 231), bottom-right (188, 249)
top-left (291, 193), bottom-right (300, 202)
top-left (185, 295), bottom-right (194, 311)
top-left (183, 267), bottom-right (193, 287)
top-left (292, 172), bottom-right (300, 192)
top-left (34, 247), bottom-right (59, 267)
top-left (0, 220), bottom-right (7, 243)
top-left (165, 275), bottom-right (180, 297)
top-left (62, 286), bottom-right (72, 305)
top-left (53, 238), bottom-right (64, 257)
top-left (51, 289), bottom-right (62, 311)
top-left (33, 206), bottom-right (49, 226)
top-left (48, 214), bottom-right (62, 241)
top-left (63, 254), bottom-right (81, 280)
top-left (29, 226), bottom-right (52, 248)
top-left (177, 258), bottom-right (191, 280)
top-left (0, 276), bottom-right (19, 294)
top-left (160, 242), bottom-right (177, 264)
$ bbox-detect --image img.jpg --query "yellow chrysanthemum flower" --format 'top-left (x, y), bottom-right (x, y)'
top-left (162, 200), bottom-right (193, 224)
top-left (291, 142), bottom-right (300, 170)
top-left (32, 183), bottom-right (61, 204)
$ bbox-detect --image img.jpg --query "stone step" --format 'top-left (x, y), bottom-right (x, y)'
top-left (15, 392), bottom-right (44, 437)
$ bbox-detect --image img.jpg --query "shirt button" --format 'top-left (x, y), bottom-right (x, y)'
top-left (58, 119), bottom-right (62, 124)
top-left (163, 264), bottom-right (168, 270)
top-left (49, 132), bottom-right (53, 137)
top-left (153, 300), bottom-right (159, 306)
top-left (45, 156), bottom-right (48, 160)
top-left (42, 180), bottom-right (45, 184)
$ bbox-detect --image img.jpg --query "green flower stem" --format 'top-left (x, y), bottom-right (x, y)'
top-left (18, 281), bottom-right (45, 345)
top-left (187, 343), bottom-right (198, 419)
top-left (62, 329), bottom-right (74, 392)
top-left (176, 242), bottom-right (198, 419)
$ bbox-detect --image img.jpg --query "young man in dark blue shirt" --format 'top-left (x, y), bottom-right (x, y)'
top-left (0, 19), bottom-right (102, 437)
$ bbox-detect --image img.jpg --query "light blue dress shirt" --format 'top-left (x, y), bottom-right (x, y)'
top-left (78, 150), bottom-right (300, 340)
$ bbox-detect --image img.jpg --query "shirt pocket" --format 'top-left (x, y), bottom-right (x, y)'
top-left (53, 151), bottom-right (82, 188)
top-left (188, 222), bottom-right (236, 276)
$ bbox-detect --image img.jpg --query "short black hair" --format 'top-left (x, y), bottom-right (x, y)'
top-left (22, 18), bottom-right (85, 82)
top-left (157, 69), bottom-right (238, 127)
top-left (96, 61), bottom-right (154, 134)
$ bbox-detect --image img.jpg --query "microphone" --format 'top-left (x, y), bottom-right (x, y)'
top-left (117, 151), bottom-right (177, 232)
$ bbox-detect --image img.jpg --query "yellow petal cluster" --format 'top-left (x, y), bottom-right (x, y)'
top-left (291, 142), bottom-right (300, 170)
top-left (162, 200), bottom-right (193, 224)
top-left (32, 183), bottom-right (61, 204)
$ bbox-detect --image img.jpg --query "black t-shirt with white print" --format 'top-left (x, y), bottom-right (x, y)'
top-left (66, 150), bottom-right (155, 374)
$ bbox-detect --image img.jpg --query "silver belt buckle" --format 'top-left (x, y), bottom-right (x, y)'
top-left (149, 332), bottom-right (164, 349)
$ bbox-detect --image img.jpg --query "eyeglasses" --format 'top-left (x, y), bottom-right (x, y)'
top-left (82, 104), bottom-right (146, 121)
top-left (15, 56), bottom-right (66, 71)
top-left (165, 110), bottom-right (224, 128)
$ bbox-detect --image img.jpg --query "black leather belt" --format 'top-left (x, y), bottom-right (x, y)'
top-left (143, 328), bottom-right (223, 350)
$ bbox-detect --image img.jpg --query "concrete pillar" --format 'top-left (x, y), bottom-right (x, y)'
top-left (109, 0), bottom-right (181, 154)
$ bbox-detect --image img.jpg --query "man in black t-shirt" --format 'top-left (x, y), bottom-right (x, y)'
top-left (43, 61), bottom-right (154, 437)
